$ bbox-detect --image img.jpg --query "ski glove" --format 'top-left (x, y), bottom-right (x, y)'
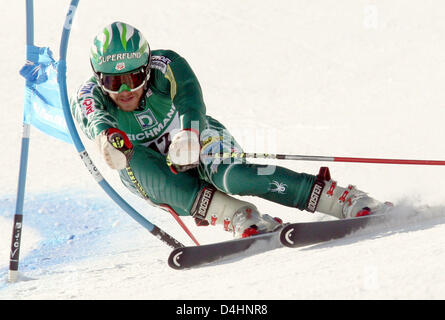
top-left (96, 128), bottom-right (134, 170)
top-left (167, 129), bottom-right (200, 173)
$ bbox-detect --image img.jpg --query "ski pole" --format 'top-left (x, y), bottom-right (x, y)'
top-left (205, 152), bottom-right (445, 166)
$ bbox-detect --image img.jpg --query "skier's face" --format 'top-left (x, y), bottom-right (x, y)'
top-left (109, 87), bottom-right (144, 111)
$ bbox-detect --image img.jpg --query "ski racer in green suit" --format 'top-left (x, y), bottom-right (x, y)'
top-left (71, 22), bottom-right (388, 238)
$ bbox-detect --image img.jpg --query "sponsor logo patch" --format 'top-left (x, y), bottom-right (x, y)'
top-left (134, 108), bottom-right (159, 130)
top-left (78, 81), bottom-right (96, 98)
top-left (191, 185), bottom-right (217, 222)
top-left (81, 97), bottom-right (96, 116)
top-left (98, 52), bottom-right (142, 65)
top-left (115, 62), bottom-right (125, 71)
top-left (307, 180), bottom-right (325, 213)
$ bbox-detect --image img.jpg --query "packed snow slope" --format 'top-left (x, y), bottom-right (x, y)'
top-left (1, 0), bottom-right (445, 299)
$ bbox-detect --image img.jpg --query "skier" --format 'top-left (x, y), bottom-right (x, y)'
top-left (71, 22), bottom-right (388, 239)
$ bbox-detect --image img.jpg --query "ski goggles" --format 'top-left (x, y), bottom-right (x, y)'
top-left (99, 67), bottom-right (149, 94)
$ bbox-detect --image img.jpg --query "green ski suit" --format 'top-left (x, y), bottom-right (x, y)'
top-left (71, 49), bottom-right (316, 219)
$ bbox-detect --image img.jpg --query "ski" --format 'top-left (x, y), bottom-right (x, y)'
top-left (279, 214), bottom-right (388, 248)
top-left (168, 214), bottom-right (390, 270)
top-left (168, 229), bottom-right (282, 270)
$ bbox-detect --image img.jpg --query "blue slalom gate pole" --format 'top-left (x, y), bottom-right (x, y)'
top-left (57, 1), bottom-right (183, 249)
top-left (8, 0), bottom-right (34, 283)
top-left (10, 1), bottom-right (182, 283)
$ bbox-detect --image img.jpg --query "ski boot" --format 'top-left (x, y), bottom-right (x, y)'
top-left (306, 167), bottom-right (392, 219)
top-left (191, 185), bottom-right (283, 238)
top-left (232, 207), bottom-right (283, 238)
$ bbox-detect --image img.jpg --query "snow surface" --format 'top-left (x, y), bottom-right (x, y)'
top-left (1, 0), bottom-right (445, 300)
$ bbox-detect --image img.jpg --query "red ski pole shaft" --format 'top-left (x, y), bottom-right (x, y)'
top-left (209, 152), bottom-right (445, 166)
top-left (332, 156), bottom-right (445, 166)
